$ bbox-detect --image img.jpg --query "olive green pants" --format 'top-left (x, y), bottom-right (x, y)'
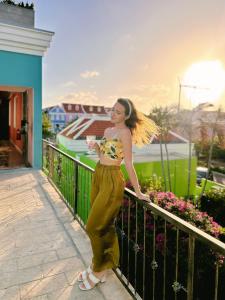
top-left (86, 161), bottom-right (125, 272)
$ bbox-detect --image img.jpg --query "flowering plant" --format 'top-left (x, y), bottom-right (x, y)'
top-left (149, 191), bottom-right (224, 239)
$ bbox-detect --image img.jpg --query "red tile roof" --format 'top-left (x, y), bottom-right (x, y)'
top-left (62, 103), bottom-right (84, 113)
top-left (82, 104), bottom-right (107, 115)
top-left (80, 120), bottom-right (113, 137)
top-left (61, 103), bottom-right (109, 114)
top-left (60, 119), bottom-right (113, 139)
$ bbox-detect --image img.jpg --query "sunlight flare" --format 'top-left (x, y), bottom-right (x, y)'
top-left (182, 60), bottom-right (225, 106)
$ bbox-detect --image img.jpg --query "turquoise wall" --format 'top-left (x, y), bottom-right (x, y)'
top-left (0, 50), bottom-right (42, 168)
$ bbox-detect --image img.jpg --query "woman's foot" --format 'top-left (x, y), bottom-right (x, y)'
top-left (77, 264), bottom-right (93, 282)
top-left (79, 271), bottom-right (107, 290)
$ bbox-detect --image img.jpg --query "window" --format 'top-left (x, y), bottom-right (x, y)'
top-left (97, 106), bottom-right (101, 112)
top-left (89, 106), bottom-right (93, 112)
top-left (68, 104), bottom-right (72, 111)
top-left (75, 104), bottom-right (79, 111)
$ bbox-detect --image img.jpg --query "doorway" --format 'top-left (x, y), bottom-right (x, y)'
top-left (0, 88), bottom-right (32, 169)
top-left (0, 92), bottom-right (9, 140)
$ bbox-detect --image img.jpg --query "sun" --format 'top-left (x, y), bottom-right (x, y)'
top-left (182, 60), bottom-right (225, 106)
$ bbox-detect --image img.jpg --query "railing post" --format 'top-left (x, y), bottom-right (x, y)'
top-left (74, 161), bottom-right (79, 217)
top-left (49, 147), bottom-right (55, 180)
top-left (187, 236), bottom-right (195, 300)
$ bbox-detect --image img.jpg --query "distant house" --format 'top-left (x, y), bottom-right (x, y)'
top-left (57, 115), bottom-right (112, 152)
top-left (43, 103), bottom-right (110, 133)
top-left (62, 103), bottom-right (109, 124)
top-left (43, 105), bottom-right (66, 132)
top-left (174, 110), bottom-right (225, 142)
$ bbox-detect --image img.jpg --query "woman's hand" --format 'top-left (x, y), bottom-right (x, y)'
top-left (136, 192), bottom-right (151, 202)
top-left (87, 141), bottom-right (99, 151)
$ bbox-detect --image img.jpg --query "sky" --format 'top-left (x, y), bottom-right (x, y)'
top-left (32, 0), bottom-right (225, 113)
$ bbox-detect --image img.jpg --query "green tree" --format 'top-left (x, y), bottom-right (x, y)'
top-left (148, 104), bottom-right (178, 192)
top-left (177, 103), bottom-right (215, 200)
top-left (198, 107), bottom-right (223, 200)
top-left (42, 112), bottom-right (52, 138)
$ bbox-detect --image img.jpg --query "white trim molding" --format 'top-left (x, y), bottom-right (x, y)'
top-left (0, 22), bottom-right (54, 56)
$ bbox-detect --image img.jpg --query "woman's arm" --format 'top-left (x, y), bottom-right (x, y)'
top-left (88, 141), bottom-right (100, 157)
top-left (120, 129), bottom-right (150, 201)
top-left (88, 128), bottom-right (109, 158)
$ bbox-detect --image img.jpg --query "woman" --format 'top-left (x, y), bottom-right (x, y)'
top-left (78, 98), bottom-right (160, 291)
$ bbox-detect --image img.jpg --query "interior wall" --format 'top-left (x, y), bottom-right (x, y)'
top-left (9, 92), bottom-right (23, 153)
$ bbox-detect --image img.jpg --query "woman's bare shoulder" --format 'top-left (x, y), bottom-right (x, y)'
top-left (104, 127), bottom-right (113, 135)
top-left (118, 128), bottom-right (132, 139)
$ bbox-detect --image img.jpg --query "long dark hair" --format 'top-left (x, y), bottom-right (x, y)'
top-left (117, 98), bottom-right (160, 147)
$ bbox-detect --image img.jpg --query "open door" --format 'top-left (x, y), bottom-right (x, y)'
top-left (0, 86), bottom-right (33, 169)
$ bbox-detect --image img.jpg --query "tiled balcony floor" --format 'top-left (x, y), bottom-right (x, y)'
top-left (0, 169), bottom-right (132, 300)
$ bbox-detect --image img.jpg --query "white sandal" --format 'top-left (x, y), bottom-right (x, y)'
top-left (78, 272), bottom-right (106, 291)
top-left (77, 265), bottom-right (92, 282)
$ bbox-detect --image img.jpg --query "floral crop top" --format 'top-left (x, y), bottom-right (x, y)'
top-left (99, 136), bottom-right (124, 160)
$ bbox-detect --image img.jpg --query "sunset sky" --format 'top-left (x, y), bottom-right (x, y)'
top-left (33, 0), bottom-right (225, 113)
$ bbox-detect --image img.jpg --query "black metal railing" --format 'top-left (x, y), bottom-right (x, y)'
top-left (42, 140), bottom-right (225, 300)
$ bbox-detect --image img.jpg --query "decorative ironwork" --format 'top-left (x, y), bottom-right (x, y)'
top-left (151, 260), bottom-right (158, 270)
top-left (172, 281), bottom-right (187, 293)
top-left (121, 229), bottom-right (126, 238)
top-left (133, 243), bottom-right (140, 253)
top-left (56, 154), bottom-right (62, 182)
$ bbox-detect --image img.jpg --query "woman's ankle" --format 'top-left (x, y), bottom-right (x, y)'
top-left (93, 270), bottom-right (106, 276)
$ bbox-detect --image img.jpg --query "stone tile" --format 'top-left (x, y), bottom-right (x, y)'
top-left (17, 250), bottom-right (58, 270)
top-left (0, 258), bottom-right (17, 272)
top-left (0, 266), bottom-right (43, 289)
top-left (0, 285), bottom-right (20, 300)
top-left (20, 273), bottom-right (68, 299)
top-left (47, 284), bottom-right (105, 300)
top-left (56, 246), bottom-right (77, 259)
top-left (41, 256), bottom-right (82, 278)
top-left (27, 295), bottom-right (48, 300)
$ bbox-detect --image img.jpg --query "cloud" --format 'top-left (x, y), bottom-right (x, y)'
top-left (109, 83), bottom-right (174, 113)
top-left (61, 81), bottom-right (77, 88)
top-left (80, 71), bottom-right (100, 79)
top-left (133, 83), bottom-right (171, 94)
top-left (59, 91), bottom-right (101, 105)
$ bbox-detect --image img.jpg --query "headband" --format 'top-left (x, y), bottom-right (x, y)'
top-left (124, 98), bottom-right (132, 119)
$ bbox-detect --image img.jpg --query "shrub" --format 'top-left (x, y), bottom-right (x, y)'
top-left (200, 189), bottom-right (225, 228)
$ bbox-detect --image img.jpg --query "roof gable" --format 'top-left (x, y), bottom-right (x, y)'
top-left (48, 105), bottom-right (65, 113)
